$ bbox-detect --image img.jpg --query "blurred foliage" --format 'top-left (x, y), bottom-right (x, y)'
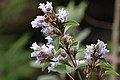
top-left (0, 34), bottom-right (35, 80)
top-left (56, 1), bottom-right (88, 22)
top-left (0, 0), bottom-right (26, 28)
top-left (56, 1), bottom-right (88, 37)
top-left (0, 0), bottom-right (36, 80)
top-left (37, 75), bottom-right (60, 80)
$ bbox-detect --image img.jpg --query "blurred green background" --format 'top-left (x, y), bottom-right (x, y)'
top-left (0, 0), bottom-right (119, 80)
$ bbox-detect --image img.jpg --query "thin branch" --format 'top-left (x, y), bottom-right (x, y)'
top-left (67, 73), bottom-right (75, 80)
top-left (66, 47), bottom-right (83, 80)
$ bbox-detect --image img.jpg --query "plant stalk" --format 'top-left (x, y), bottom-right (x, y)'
top-left (67, 73), bottom-right (75, 80)
top-left (66, 47), bottom-right (83, 80)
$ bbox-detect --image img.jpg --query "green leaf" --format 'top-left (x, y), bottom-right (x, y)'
top-left (40, 62), bottom-right (50, 71)
top-left (75, 28), bottom-right (91, 43)
top-left (71, 41), bottom-right (78, 47)
top-left (97, 62), bottom-right (112, 70)
top-left (64, 20), bottom-right (79, 33)
top-left (75, 61), bottom-right (87, 70)
top-left (53, 36), bottom-right (60, 50)
top-left (54, 49), bottom-right (61, 57)
top-left (76, 49), bottom-right (85, 60)
top-left (97, 62), bottom-right (119, 76)
top-left (105, 69), bottom-right (120, 76)
top-left (54, 65), bottom-right (75, 73)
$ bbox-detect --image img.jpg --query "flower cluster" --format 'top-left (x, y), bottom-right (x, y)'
top-left (85, 40), bottom-right (109, 64)
top-left (30, 1), bottom-right (70, 72)
top-left (57, 8), bottom-right (68, 23)
top-left (30, 42), bottom-right (55, 63)
top-left (31, 1), bottom-right (68, 35)
top-left (30, 1), bottom-right (119, 80)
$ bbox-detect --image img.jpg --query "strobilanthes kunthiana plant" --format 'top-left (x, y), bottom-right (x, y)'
top-left (30, 1), bottom-right (119, 80)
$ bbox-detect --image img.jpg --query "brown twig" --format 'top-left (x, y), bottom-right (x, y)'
top-left (65, 46), bottom-right (83, 80)
top-left (67, 73), bottom-right (75, 80)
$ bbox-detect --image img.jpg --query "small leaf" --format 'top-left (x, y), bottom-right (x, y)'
top-left (53, 36), bottom-right (60, 50)
top-left (54, 65), bottom-right (75, 73)
top-left (76, 49), bottom-right (85, 60)
top-left (40, 62), bottom-right (50, 71)
top-left (105, 69), bottom-right (120, 76)
top-left (97, 62), bottom-right (119, 76)
top-left (97, 62), bottom-right (112, 70)
top-left (75, 61), bottom-right (87, 70)
top-left (71, 41), bottom-right (78, 47)
top-left (54, 48), bottom-right (61, 57)
top-left (75, 28), bottom-right (91, 42)
top-left (64, 20), bottom-right (79, 33)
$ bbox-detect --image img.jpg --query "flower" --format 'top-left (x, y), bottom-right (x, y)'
top-left (52, 55), bottom-right (67, 62)
top-left (41, 44), bottom-right (55, 55)
top-left (41, 26), bottom-right (52, 35)
top-left (84, 40), bottom-right (109, 64)
top-left (76, 60), bottom-right (86, 65)
top-left (45, 36), bottom-right (53, 44)
top-left (95, 40), bottom-right (109, 55)
top-left (56, 8), bottom-right (68, 23)
top-left (38, 1), bottom-right (53, 13)
top-left (85, 49), bottom-right (92, 64)
top-left (48, 62), bottom-right (60, 72)
top-left (62, 34), bottom-right (72, 43)
top-left (30, 41), bottom-right (55, 63)
top-left (31, 16), bottom-right (49, 28)
top-left (30, 42), bottom-right (40, 51)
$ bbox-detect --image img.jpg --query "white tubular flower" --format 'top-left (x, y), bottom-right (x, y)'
top-left (30, 42), bottom-right (40, 51)
top-left (63, 34), bottom-right (72, 42)
top-left (48, 62), bottom-right (60, 72)
top-left (31, 51), bottom-right (39, 57)
top-left (84, 40), bottom-right (109, 64)
top-left (57, 8), bottom-right (68, 23)
top-left (38, 1), bottom-right (53, 13)
top-left (48, 66), bottom-right (55, 72)
top-left (96, 40), bottom-right (109, 55)
top-left (76, 60), bottom-right (86, 66)
top-left (85, 49), bottom-right (92, 64)
top-left (47, 44), bottom-right (56, 54)
top-left (45, 36), bottom-right (53, 44)
top-left (52, 55), bottom-right (67, 62)
top-left (41, 26), bottom-right (52, 35)
top-left (41, 44), bottom-right (55, 56)
top-left (84, 44), bottom-right (94, 64)
top-left (31, 16), bottom-right (48, 28)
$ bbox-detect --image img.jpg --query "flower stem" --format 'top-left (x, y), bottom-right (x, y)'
top-left (67, 73), bottom-right (75, 80)
top-left (65, 46), bottom-right (83, 80)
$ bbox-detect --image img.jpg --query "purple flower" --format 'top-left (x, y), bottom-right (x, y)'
top-left (63, 34), bottom-right (72, 43)
top-left (56, 8), bottom-right (68, 23)
top-left (41, 26), bottom-right (52, 35)
top-left (84, 40), bottom-right (109, 64)
top-left (31, 16), bottom-right (49, 28)
top-left (45, 36), bottom-right (53, 44)
top-left (30, 42), bottom-right (55, 63)
top-left (48, 62), bottom-right (60, 72)
top-left (38, 1), bottom-right (53, 13)
top-left (96, 40), bottom-right (109, 55)
top-left (30, 42), bottom-right (40, 51)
